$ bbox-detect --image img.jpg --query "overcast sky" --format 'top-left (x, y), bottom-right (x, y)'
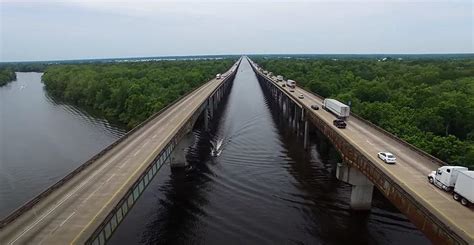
top-left (0, 0), bottom-right (472, 62)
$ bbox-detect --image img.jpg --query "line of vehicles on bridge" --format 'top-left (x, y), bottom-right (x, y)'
top-left (257, 66), bottom-right (474, 208)
top-left (263, 70), bottom-right (351, 129)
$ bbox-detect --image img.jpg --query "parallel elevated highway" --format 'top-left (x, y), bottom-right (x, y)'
top-left (0, 59), bottom-right (241, 244)
top-left (249, 58), bottom-right (473, 245)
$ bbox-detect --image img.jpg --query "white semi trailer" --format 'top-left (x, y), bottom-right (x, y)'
top-left (454, 171), bottom-right (474, 206)
top-left (322, 99), bottom-right (350, 119)
top-left (428, 166), bottom-right (474, 206)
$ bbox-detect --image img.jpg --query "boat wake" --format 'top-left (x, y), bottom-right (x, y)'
top-left (210, 115), bottom-right (263, 158)
top-left (211, 138), bottom-right (224, 157)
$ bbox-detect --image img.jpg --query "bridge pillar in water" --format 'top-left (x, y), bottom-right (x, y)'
top-left (209, 96), bottom-right (214, 119)
top-left (170, 132), bottom-right (194, 168)
top-left (303, 120), bottom-right (309, 149)
top-left (204, 107), bottom-right (209, 131)
top-left (288, 100), bottom-right (293, 125)
top-left (336, 162), bottom-right (374, 210)
top-left (293, 104), bottom-right (297, 131)
top-left (296, 106), bottom-right (300, 134)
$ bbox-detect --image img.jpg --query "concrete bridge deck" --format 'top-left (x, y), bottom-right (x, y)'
top-left (0, 60), bottom-right (240, 244)
top-left (249, 58), bottom-right (474, 244)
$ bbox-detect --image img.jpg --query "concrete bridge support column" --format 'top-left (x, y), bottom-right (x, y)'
top-left (277, 93), bottom-right (281, 109)
top-left (213, 93), bottom-right (217, 110)
top-left (209, 96), bottom-right (214, 119)
top-left (170, 132), bottom-right (195, 168)
top-left (303, 120), bottom-right (309, 150)
top-left (293, 104), bottom-right (298, 131)
top-left (204, 107), bottom-right (209, 131)
top-left (278, 91), bottom-right (282, 108)
top-left (336, 162), bottom-right (374, 210)
top-left (295, 106), bottom-right (300, 134)
top-left (288, 98), bottom-right (292, 119)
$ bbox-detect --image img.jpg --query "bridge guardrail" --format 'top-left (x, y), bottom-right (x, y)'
top-left (249, 59), bottom-right (446, 168)
top-left (0, 58), bottom-right (242, 230)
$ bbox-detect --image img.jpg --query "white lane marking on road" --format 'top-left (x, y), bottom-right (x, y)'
top-left (82, 182), bottom-right (105, 204)
top-left (10, 70), bottom-right (223, 244)
top-left (366, 140), bottom-right (374, 146)
top-left (152, 134), bottom-right (157, 139)
top-left (59, 212), bottom-right (76, 227)
top-left (118, 159), bottom-right (130, 169)
top-left (133, 148), bottom-right (142, 157)
top-left (106, 174), bottom-right (115, 183)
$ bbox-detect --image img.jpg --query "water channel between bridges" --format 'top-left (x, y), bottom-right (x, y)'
top-left (1, 61), bottom-right (429, 244)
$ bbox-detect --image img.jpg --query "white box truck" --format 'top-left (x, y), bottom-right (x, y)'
top-left (286, 80), bottom-right (296, 88)
top-left (277, 75), bottom-right (283, 82)
top-left (322, 99), bottom-right (350, 119)
top-left (428, 166), bottom-right (474, 206)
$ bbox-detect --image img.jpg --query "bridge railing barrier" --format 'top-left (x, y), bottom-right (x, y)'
top-left (0, 58), bottom-right (242, 230)
top-left (249, 59), bottom-right (446, 168)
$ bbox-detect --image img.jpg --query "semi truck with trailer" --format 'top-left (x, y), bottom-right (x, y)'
top-left (322, 99), bottom-right (350, 119)
top-left (428, 166), bottom-right (473, 206)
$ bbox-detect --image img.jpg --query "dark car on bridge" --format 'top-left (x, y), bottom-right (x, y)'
top-left (333, 119), bottom-right (346, 129)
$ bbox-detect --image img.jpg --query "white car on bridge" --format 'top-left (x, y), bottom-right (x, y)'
top-left (378, 152), bottom-right (396, 164)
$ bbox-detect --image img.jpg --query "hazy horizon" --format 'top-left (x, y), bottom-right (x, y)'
top-left (2, 52), bottom-right (474, 64)
top-left (1, 0), bottom-right (472, 62)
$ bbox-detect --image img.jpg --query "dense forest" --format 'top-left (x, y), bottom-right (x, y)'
top-left (42, 59), bottom-right (235, 128)
top-left (0, 68), bottom-right (16, 86)
top-left (254, 57), bottom-right (474, 168)
top-left (0, 63), bottom-right (48, 73)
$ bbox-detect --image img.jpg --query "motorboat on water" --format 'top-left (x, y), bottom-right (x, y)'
top-left (211, 138), bottom-right (224, 157)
